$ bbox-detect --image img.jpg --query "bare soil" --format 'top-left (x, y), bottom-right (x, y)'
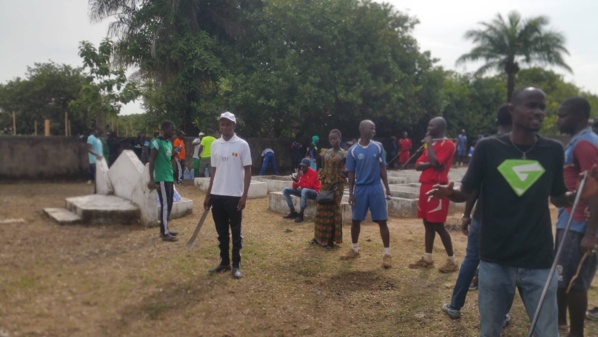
top-left (0, 182), bottom-right (596, 337)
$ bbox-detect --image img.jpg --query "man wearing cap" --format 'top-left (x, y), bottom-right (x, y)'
top-left (173, 130), bottom-right (186, 185)
top-left (198, 131), bottom-right (217, 178)
top-left (204, 112), bottom-right (252, 279)
top-left (192, 132), bottom-right (205, 178)
top-left (282, 158), bottom-right (321, 223)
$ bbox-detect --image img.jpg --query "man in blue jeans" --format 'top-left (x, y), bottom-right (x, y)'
top-left (427, 87), bottom-right (593, 337)
top-left (442, 104), bottom-right (512, 325)
top-left (282, 158), bottom-right (320, 223)
top-left (259, 148), bottom-right (278, 175)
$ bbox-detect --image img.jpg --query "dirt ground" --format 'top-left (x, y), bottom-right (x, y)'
top-left (0, 181), bottom-right (597, 337)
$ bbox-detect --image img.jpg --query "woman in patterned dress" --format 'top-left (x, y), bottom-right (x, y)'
top-left (312, 129), bottom-right (346, 248)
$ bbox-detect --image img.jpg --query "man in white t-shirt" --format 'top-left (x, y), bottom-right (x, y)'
top-left (204, 112), bottom-right (252, 279)
top-left (192, 132), bottom-right (204, 177)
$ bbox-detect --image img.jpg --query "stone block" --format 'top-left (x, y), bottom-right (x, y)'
top-left (194, 177), bottom-right (210, 190)
top-left (95, 158), bottom-right (113, 195)
top-left (388, 185), bottom-right (420, 199)
top-left (65, 194), bottom-right (139, 225)
top-left (387, 197), bottom-right (419, 218)
top-left (254, 175), bottom-right (294, 193)
top-left (269, 191), bottom-right (317, 218)
top-left (108, 150), bottom-right (163, 227)
top-left (159, 198), bottom-right (194, 219)
top-left (43, 208), bottom-right (81, 225)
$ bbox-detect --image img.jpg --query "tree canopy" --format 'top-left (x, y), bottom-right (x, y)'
top-left (457, 11), bottom-right (571, 101)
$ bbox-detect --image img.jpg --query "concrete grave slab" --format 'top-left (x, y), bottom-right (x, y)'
top-left (43, 208), bottom-right (81, 225)
top-left (65, 194), bottom-right (139, 225)
top-left (108, 150), bottom-right (145, 200)
top-left (0, 218), bottom-right (26, 224)
top-left (159, 198), bottom-right (194, 219)
top-left (95, 158), bottom-right (113, 195)
top-left (254, 175), bottom-right (294, 193)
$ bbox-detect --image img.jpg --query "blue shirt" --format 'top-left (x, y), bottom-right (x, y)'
top-left (346, 140), bottom-right (386, 186)
top-left (87, 134), bottom-right (103, 164)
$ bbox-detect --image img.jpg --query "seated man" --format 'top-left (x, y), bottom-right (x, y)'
top-left (282, 158), bottom-right (321, 223)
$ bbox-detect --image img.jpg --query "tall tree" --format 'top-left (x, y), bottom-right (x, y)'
top-left (456, 11), bottom-right (571, 101)
top-left (87, 0), bottom-right (252, 133)
top-left (0, 62), bottom-right (88, 135)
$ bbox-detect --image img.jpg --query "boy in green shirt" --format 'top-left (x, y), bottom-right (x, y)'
top-left (148, 120), bottom-right (179, 242)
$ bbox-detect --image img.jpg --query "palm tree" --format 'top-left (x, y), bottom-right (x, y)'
top-left (456, 11), bottom-right (571, 101)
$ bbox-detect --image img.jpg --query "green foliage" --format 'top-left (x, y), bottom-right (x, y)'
top-left (440, 72), bottom-right (505, 138)
top-left (457, 11), bottom-right (571, 100)
top-left (225, 0), bottom-right (445, 138)
top-left (0, 62), bottom-right (88, 135)
top-left (69, 39), bottom-right (141, 128)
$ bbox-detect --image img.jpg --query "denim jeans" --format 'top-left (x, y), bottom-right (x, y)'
top-left (259, 152), bottom-right (278, 175)
top-left (449, 217), bottom-right (480, 310)
top-left (479, 261), bottom-right (558, 337)
top-left (282, 187), bottom-right (317, 212)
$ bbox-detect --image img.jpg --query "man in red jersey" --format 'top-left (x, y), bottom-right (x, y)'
top-left (409, 117), bottom-right (458, 273)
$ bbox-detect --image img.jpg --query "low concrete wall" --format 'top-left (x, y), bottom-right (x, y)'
top-left (0, 136), bottom-right (88, 180)
top-left (0, 135), bottom-right (297, 180)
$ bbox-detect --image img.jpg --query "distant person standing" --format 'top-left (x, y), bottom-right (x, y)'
top-left (141, 133), bottom-right (150, 164)
top-left (456, 130), bottom-right (467, 167)
top-left (204, 112), bottom-right (252, 279)
top-left (341, 120), bottom-right (392, 269)
top-left (198, 131), bottom-right (217, 177)
top-left (259, 148), bottom-right (278, 175)
top-left (307, 135), bottom-right (320, 170)
top-left (192, 132), bottom-right (205, 178)
top-left (291, 136), bottom-right (304, 168)
top-left (398, 132), bottom-right (412, 168)
top-left (147, 120), bottom-right (179, 242)
top-left (131, 132), bottom-right (144, 160)
top-left (409, 117), bottom-right (458, 273)
top-left (312, 129), bottom-right (346, 248)
top-left (87, 128), bottom-right (104, 186)
top-left (388, 136), bottom-right (398, 169)
top-left (173, 130), bottom-right (186, 185)
top-left (555, 97), bottom-right (598, 337)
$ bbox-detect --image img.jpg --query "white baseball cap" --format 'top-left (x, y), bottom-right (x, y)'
top-left (198, 132), bottom-right (205, 136)
top-left (218, 111), bottom-right (236, 124)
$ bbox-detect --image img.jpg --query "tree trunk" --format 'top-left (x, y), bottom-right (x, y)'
top-left (506, 72), bottom-right (516, 102)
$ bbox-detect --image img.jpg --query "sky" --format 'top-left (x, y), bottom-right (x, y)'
top-left (0, 0), bottom-right (597, 115)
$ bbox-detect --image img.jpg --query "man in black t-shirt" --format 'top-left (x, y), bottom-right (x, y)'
top-left (427, 87), bottom-right (593, 337)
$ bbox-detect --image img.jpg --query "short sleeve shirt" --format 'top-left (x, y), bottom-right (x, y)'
top-left (346, 140), bottom-right (386, 186)
top-left (461, 134), bottom-right (567, 268)
top-left (416, 138), bottom-right (456, 184)
top-left (173, 138), bottom-right (186, 160)
top-left (192, 138), bottom-right (202, 158)
top-left (210, 134), bottom-right (252, 197)
top-left (200, 136), bottom-right (216, 158)
top-left (151, 138), bottom-right (174, 182)
top-left (556, 127), bottom-right (598, 234)
top-left (87, 134), bottom-right (103, 164)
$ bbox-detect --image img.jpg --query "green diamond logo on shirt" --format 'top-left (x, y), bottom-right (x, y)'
top-left (497, 159), bottom-right (545, 196)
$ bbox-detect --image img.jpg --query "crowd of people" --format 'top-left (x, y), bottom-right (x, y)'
top-left (86, 86), bottom-right (598, 337)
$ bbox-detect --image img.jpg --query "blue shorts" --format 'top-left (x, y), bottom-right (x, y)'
top-left (556, 229), bottom-right (598, 291)
top-left (352, 183), bottom-right (387, 221)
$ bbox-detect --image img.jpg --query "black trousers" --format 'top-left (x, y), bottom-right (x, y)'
top-left (157, 181), bottom-right (174, 235)
top-left (211, 195), bottom-right (243, 268)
